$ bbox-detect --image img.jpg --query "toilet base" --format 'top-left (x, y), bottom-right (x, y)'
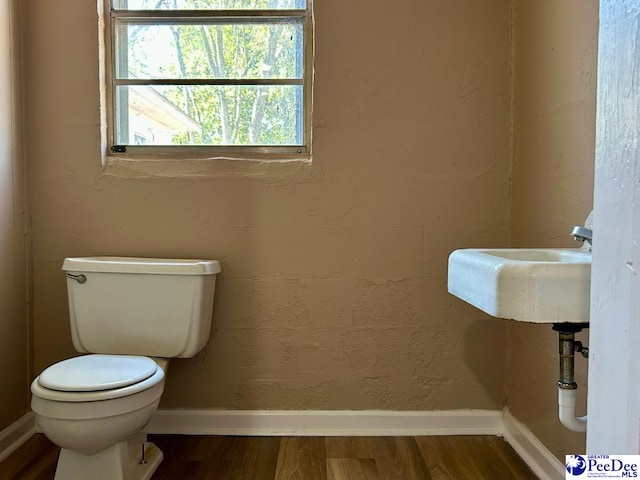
top-left (54, 433), bottom-right (163, 480)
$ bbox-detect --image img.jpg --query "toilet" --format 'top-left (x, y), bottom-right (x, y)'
top-left (30, 256), bottom-right (221, 480)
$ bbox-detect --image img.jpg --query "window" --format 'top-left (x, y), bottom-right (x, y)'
top-left (105, 0), bottom-right (312, 157)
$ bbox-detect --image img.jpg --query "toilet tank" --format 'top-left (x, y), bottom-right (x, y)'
top-left (62, 257), bottom-right (221, 358)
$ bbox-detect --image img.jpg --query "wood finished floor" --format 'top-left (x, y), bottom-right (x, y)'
top-left (0, 434), bottom-right (539, 480)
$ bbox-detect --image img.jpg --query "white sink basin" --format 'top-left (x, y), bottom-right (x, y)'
top-left (448, 248), bottom-right (591, 323)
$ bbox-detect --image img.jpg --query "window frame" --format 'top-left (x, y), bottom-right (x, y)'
top-left (103, 1), bottom-right (314, 160)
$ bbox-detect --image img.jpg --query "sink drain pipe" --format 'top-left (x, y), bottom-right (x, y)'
top-left (553, 323), bottom-right (589, 432)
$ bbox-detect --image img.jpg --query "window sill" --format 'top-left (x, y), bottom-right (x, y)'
top-left (102, 153), bottom-right (313, 179)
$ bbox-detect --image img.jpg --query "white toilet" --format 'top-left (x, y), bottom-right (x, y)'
top-left (30, 256), bottom-right (221, 480)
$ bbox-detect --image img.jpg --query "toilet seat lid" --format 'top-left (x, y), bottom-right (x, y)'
top-left (38, 354), bottom-right (158, 392)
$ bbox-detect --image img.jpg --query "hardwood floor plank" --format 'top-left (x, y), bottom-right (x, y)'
top-left (0, 434), bottom-right (58, 480)
top-left (415, 436), bottom-right (537, 480)
top-left (153, 435), bottom-right (281, 480)
top-left (184, 436), bottom-right (244, 480)
top-left (326, 437), bottom-right (431, 480)
top-left (325, 436), bottom-right (373, 458)
top-left (148, 435), bottom-right (192, 480)
top-left (369, 437), bottom-right (432, 480)
top-left (491, 437), bottom-right (540, 480)
top-left (0, 434), bottom-right (538, 480)
top-left (153, 458), bottom-right (201, 480)
top-left (274, 437), bottom-right (327, 480)
top-left (327, 458), bottom-right (379, 480)
top-left (417, 436), bottom-right (488, 479)
top-left (234, 437), bottom-right (281, 480)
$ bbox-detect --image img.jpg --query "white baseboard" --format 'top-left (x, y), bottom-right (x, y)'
top-left (0, 412), bottom-right (37, 463)
top-left (0, 407), bottom-right (567, 480)
top-left (148, 408), bottom-right (565, 479)
top-left (146, 409), bottom-right (503, 437)
top-left (501, 410), bottom-right (565, 480)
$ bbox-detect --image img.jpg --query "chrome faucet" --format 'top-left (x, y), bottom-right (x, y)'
top-left (571, 225), bottom-right (593, 247)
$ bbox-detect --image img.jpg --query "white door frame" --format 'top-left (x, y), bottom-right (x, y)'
top-left (586, 0), bottom-right (640, 455)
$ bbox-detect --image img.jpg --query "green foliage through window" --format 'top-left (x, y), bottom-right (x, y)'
top-left (109, 0), bottom-right (310, 152)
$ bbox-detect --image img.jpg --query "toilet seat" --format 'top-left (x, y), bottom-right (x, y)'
top-left (31, 354), bottom-right (165, 403)
top-left (40, 354), bottom-right (158, 391)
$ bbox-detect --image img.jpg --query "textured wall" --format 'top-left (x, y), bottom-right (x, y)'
top-left (0, 0), bottom-right (29, 431)
top-left (508, 0), bottom-right (598, 460)
top-left (24, 0), bottom-right (512, 411)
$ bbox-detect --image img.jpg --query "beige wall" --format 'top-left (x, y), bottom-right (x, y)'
top-left (24, 0), bottom-right (511, 411)
top-left (0, 0), bottom-right (29, 431)
top-left (15, 0), bottom-right (603, 464)
top-left (508, 0), bottom-right (598, 460)
top-left (17, 0), bottom-right (601, 463)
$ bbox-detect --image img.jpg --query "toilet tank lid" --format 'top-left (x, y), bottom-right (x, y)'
top-left (62, 257), bottom-right (221, 275)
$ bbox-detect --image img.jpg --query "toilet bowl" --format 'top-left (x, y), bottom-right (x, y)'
top-left (31, 355), bottom-right (166, 455)
top-left (31, 257), bottom-right (221, 480)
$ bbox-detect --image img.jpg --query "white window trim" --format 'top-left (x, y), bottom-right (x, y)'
top-left (100, 1), bottom-right (314, 163)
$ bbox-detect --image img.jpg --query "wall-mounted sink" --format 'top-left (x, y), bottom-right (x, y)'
top-left (448, 248), bottom-right (591, 323)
